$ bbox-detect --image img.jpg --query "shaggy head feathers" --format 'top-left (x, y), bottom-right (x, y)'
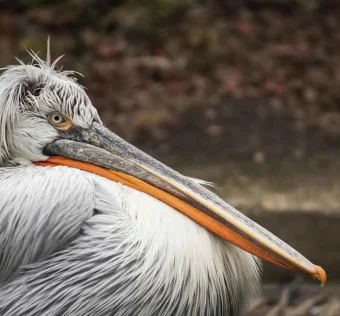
top-left (0, 47), bottom-right (100, 165)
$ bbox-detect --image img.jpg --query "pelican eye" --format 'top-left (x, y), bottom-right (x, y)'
top-left (48, 112), bottom-right (72, 130)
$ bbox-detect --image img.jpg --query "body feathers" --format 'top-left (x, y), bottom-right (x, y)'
top-left (0, 166), bottom-right (260, 315)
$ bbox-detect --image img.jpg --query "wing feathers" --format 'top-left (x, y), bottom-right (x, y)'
top-left (0, 166), bottom-right (95, 284)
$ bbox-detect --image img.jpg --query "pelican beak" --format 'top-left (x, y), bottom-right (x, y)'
top-left (37, 122), bottom-right (326, 286)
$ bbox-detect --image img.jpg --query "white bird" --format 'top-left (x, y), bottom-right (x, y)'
top-left (0, 47), bottom-right (326, 316)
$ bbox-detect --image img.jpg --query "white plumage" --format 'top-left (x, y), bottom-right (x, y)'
top-left (0, 165), bottom-right (259, 315)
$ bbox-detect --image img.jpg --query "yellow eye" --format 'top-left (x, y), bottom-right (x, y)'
top-left (48, 112), bottom-right (72, 130)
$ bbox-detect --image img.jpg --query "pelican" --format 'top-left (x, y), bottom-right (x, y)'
top-left (0, 48), bottom-right (326, 316)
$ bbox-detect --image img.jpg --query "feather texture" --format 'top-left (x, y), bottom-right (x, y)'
top-left (0, 166), bottom-right (94, 284)
top-left (0, 169), bottom-right (260, 316)
top-left (0, 52), bottom-right (100, 165)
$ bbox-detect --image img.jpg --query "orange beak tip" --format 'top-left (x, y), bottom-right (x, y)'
top-left (314, 265), bottom-right (327, 287)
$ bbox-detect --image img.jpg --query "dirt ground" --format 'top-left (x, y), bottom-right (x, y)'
top-left (1, 0), bottom-right (340, 314)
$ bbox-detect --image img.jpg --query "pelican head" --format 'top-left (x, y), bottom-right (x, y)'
top-left (0, 50), bottom-right (326, 315)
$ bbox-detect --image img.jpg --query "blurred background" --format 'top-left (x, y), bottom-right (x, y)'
top-left (1, 0), bottom-right (340, 314)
